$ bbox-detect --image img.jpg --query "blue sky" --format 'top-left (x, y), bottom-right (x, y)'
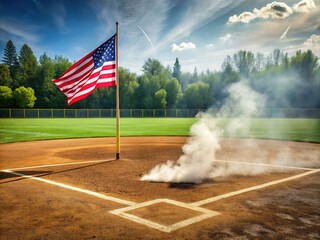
top-left (0, 0), bottom-right (319, 73)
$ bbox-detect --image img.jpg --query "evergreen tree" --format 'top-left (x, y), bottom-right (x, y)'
top-left (172, 57), bottom-right (181, 81)
top-left (192, 67), bottom-right (198, 82)
top-left (2, 40), bottom-right (19, 71)
top-left (36, 53), bottom-right (60, 108)
top-left (0, 64), bottom-right (12, 86)
top-left (19, 44), bottom-right (38, 87)
top-left (2, 40), bottom-right (20, 83)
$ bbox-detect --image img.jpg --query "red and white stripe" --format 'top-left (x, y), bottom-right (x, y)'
top-left (53, 51), bottom-right (116, 106)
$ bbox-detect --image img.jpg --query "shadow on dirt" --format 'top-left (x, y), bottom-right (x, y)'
top-left (168, 178), bottom-right (218, 189)
top-left (0, 160), bottom-right (116, 185)
top-left (168, 182), bottom-right (197, 189)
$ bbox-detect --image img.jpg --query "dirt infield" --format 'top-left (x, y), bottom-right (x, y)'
top-left (0, 137), bottom-right (319, 239)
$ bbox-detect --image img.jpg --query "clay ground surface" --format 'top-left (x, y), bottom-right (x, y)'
top-left (0, 137), bottom-right (319, 240)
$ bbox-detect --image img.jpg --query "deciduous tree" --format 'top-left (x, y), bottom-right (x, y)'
top-left (184, 82), bottom-right (210, 109)
top-left (154, 89), bottom-right (167, 109)
top-left (13, 86), bottom-right (36, 108)
top-left (0, 86), bottom-right (13, 107)
top-left (233, 50), bottom-right (254, 77)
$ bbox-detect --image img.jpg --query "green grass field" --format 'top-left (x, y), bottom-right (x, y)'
top-left (0, 118), bottom-right (319, 144)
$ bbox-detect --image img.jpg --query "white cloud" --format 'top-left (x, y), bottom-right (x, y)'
top-left (254, 2), bottom-right (293, 19)
top-left (227, 0), bottom-right (316, 24)
top-left (171, 42), bottom-right (196, 52)
top-left (228, 11), bottom-right (256, 24)
top-left (285, 34), bottom-right (320, 54)
top-left (206, 43), bottom-right (214, 48)
top-left (293, 0), bottom-right (316, 13)
top-left (220, 33), bottom-right (232, 42)
top-left (303, 34), bottom-right (320, 52)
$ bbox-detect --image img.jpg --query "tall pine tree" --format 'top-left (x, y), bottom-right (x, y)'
top-left (2, 40), bottom-right (20, 87)
top-left (19, 44), bottom-right (38, 87)
top-left (172, 57), bottom-right (181, 81)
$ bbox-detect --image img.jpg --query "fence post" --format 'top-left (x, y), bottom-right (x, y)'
top-left (23, 109), bottom-right (26, 118)
top-left (9, 108), bottom-right (11, 118)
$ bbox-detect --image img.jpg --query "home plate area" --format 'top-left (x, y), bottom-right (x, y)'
top-left (1, 137), bottom-right (320, 239)
top-left (110, 199), bottom-right (219, 233)
top-left (2, 158), bottom-right (318, 233)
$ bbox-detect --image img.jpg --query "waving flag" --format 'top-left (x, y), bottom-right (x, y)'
top-left (53, 34), bottom-right (116, 106)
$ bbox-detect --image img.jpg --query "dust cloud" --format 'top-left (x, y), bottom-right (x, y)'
top-left (141, 80), bottom-right (271, 183)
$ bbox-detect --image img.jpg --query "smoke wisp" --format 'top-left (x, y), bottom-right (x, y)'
top-left (141, 80), bottom-right (269, 183)
top-left (141, 114), bottom-right (222, 183)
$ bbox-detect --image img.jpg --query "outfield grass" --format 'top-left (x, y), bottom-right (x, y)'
top-left (0, 118), bottom-right (319, 144)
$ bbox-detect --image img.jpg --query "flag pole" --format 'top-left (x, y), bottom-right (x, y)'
top-left (115, 22), bottom-right (120, 160)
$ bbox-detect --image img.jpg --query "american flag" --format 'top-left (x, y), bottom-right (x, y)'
top-left (53, 34), bottom-right (117, 106)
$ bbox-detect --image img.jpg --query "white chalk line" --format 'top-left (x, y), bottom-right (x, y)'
top-left (2, 169), bottom-right (135, 206)
top-left (110, 169), bottom-right (319, 232)
top-left (3, 158), bottom-right (315, 173)
top-left (2, 160), bottom-right (320, 233)
top-left (213, 159), bottom-right (316, 171)
top-left (192, 169), bottom-right (320, 207)
top-left (110, 199), bottom-right (219, 233)
top-left (3, 159), bottom-right (115, 171)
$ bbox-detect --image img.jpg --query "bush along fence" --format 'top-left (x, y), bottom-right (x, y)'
top-left (0, 108), bottom-right (319, 118)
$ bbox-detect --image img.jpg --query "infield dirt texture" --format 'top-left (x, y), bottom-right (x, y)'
top-left (0, 137), bottom-right (319, 239)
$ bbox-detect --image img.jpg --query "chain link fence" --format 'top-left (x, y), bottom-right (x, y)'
top-left (0, 108), bottom-right (319, 118)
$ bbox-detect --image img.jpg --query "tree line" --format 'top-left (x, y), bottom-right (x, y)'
top-left (1, 40), bottom-right (319, 109)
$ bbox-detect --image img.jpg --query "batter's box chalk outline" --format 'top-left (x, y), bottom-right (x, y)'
top-left (2, 159), bottom-right (319, 233)
top-left (109, 198), bottom-right (220, 233)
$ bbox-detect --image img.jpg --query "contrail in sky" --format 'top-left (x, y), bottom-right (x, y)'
top-left (280, 25), bottom-right (291, 40)
top-left (138, 25), bottom-right (154, 48)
